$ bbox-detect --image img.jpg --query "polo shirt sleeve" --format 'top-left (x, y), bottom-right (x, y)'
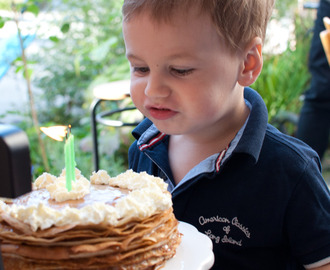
top-left (284, 156), bottom-right (330, 267)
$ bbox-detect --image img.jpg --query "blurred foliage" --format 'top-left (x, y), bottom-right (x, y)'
top-left (31, 0), bottom-right (129, 126)
top-left (274, 0), bottom-right (299, 18)
top-left (252, 9), bottom-right (314, 122)
top-left (0, 0), bottom-right (10, 10)
top-left (0, 0), bottom-right (130, 179)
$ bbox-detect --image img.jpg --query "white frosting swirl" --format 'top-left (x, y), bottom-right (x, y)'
top-left (90, 170), bottom-right (111, 185)
top-left (34, 168), bottom-right (90, 202)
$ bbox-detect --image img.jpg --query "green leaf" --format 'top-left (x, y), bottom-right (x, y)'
top-left (27, 68), bottom-right (33, 78)
top-left (61, 23), bottom-right (70, 33)
top-left (49, 36), bottom-right (59, 42)
top-left (15, 66), bottom-right (24, 74)
top-left (89, 37), bottom-right (118, 61)
top-left (0, 17), bottom-right (5, 28)
top-left (26, 4), bottom-right (40, 16)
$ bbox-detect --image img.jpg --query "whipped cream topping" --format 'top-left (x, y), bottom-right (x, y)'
top-left (34, 168), bottom-right (90, 202)
top-left (108, 170), bottom-right (169, 191)
top-left (0, 169), bottom-right (172, 231)
top-left (90, 170), bottom-right (111, 185)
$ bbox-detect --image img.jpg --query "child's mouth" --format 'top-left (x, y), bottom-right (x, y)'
top-left (148, 107), bottom-right (177, 120)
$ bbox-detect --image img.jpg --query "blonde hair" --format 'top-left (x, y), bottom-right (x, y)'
top-left (122, 0), bottom-right (275, 51)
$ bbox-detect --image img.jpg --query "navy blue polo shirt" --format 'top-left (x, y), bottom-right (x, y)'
top-left (128, 87), bottom-right (330, 269)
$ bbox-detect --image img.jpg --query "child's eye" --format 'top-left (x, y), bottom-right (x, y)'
top-left (171, 68), bottom-right (194, 76)
top-left (132, 66), bottom-right (150, 75)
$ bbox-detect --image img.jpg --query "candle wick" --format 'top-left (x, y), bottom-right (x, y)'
top-left (66, 125), bottom-right (71, 140)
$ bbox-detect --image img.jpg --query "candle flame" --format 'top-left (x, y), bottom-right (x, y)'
top-left (40, 126), bottom-right (68, 141)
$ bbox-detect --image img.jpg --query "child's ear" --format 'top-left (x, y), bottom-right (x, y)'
top-left (238, 37), bottom-right (263, 86)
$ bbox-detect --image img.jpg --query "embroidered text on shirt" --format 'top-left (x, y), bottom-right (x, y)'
top-left (199, 215), bottom-right (251, 247)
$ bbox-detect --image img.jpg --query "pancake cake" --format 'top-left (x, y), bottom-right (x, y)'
top-left (0, 169), bottom-right (181, 269)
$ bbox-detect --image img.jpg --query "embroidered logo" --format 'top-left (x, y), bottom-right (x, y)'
top-left (199, 215), bottom-right (250, 247)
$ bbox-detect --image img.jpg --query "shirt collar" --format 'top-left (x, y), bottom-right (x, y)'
top-left (233, 87), bottom-right (268, 163)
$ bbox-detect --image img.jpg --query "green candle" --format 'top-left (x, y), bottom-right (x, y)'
top-left (40, 125), bottom-right (75, 191)
top-left (64, 127), bottom-right (76, 191)
top-left (64, 139), bottom-right (72, 191)
top-left (69, 133), bottom-right (76, 182)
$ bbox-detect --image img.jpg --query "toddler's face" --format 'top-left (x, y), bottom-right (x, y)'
top-left (123, 8), bottom-right (246, 138)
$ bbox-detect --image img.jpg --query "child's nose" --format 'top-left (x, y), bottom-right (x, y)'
top-left (144, 73), bottom-right (170, 98)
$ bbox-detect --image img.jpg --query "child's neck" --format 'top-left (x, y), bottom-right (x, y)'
top-left (168, 102), bottom-right (250, 185)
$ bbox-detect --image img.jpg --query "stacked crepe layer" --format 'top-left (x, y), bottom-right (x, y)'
top-left (0, 170), bottom-right (182, 270)
top-left (0, 208), bottom-right (180, 269)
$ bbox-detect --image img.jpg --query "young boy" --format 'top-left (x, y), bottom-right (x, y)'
top-left (122, 0), bottom-right (330, 269)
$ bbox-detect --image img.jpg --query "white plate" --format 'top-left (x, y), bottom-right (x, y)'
top-left (162, 221), bottom-right (215, 270)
